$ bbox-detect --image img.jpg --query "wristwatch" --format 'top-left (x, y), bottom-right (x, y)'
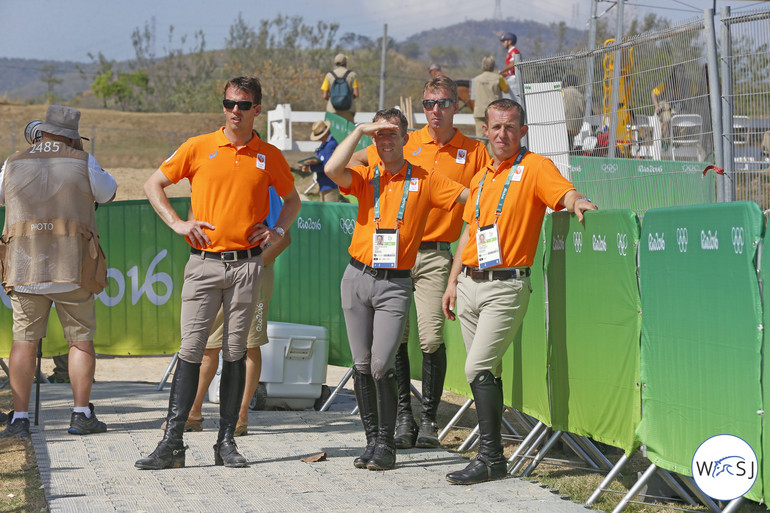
top-left (274, 226), bottom-right (285, 238)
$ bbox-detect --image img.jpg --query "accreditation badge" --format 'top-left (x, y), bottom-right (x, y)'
top-left (372, 229), bottom-right (399, 268)
top-left (477, 224), bottom-right (502, 269)
top-left (256, 153), bottom-right (266, 169)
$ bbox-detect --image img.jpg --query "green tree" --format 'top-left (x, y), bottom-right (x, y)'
top-left (39, 65), bottom-right (63, 104)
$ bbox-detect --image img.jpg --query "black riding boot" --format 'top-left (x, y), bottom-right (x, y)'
top-left (367, 370), bottom-right (398, 470)
top-left (446, 371), bottom-right (507, 484)
top-left (393, 343), bottom-right (418, 449)
top-left (416, 344), bottom-right (447, 448)
top-left (135, 359), bottom-right (200, 469)
top-left (214, 355), bottom-right (248, 467)
top-left (352, 369), bottom-right (378, 469)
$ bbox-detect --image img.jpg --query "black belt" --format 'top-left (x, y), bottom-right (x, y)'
top-left (462, 265), bottom-right (530, 281)
top-left (419, 241), bottom-right (451, 251)
top-left (350, 258), bottom-right (411, 279)
top-left (191, 246), bottom-right (262, 262)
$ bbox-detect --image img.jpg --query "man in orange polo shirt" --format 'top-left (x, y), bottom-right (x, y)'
top-left (355, 76), bottom-right (489, 451)
top-left (442, 98), bottom-right (596, 485)
top-left (136, 76), bottom-right (300, 471)
top-left (325, 108), bottom-right (468, 472)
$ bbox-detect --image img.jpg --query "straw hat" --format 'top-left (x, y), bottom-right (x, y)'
top-left (310, 120), bottom-right (331, 141)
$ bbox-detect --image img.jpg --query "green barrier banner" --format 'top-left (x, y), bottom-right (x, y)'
top-left (545, 210), bottom-right (642, 454)
top-left (325, 112), bottom-right (371, 152)
top-left (271, 201), bottom-right (357, 367)
top-left (505, 228), bottom-right (549, 424)
top-left (636, 202), bottom-right (763, 499)
top-left (761, 229), bottom-right (770, 504)
top-left (0, 198), bottom-right (192, 357)
top-left (569, 156), bottom-right (716, 213)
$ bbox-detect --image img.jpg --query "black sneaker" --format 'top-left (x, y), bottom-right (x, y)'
top-left (0, 411), bottom-right (30, 438)
top-left (68, 403), bottom-right (107, 435)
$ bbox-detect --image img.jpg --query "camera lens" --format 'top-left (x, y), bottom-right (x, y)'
top-left (25, 120), bottom-right (43, 145)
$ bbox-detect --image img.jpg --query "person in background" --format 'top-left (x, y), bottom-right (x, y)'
top-left (321, 54), bottom-right (360, 123)
top-left (498, 32), bottom-right (521, 102)
top-left (300, 120), bottom-right (340, 202)
top-left (472, 56), bottom-right (509, 138)
top-left (562, 74), bottom-right (585, 152)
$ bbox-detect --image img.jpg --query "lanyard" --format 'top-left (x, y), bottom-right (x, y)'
top-left (374, 163), bottom-right (412, 229)
top-left (474, 147), bottom-right (527, 223)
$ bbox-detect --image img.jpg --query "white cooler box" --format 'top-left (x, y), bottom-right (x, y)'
top-left (208, 321), bottom-right (329, 410)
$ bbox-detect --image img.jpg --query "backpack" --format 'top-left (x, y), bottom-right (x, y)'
top-left (329, 70), bottom-right (353, 110)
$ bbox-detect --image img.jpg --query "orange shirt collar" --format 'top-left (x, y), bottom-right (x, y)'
top-left (413, 126), bottom-right (462, 148)
top-left (489, 149), bottom-right (528, 177)
top-left (214, 127), bottom-right (262, 150)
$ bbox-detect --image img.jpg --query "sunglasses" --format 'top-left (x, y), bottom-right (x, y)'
top-left (422, 98), bottom-right (455, 110)
top-left (223, 99), bottom-right (255, 110)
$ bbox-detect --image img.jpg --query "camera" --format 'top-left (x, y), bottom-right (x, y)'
top-left (25, 120), bottom-right (43, 145)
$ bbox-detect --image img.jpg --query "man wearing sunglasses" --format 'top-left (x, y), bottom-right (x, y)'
top-left (351, 76), bottom-right (490, 452)
top-left (137, 76), bottom-right (300, 471)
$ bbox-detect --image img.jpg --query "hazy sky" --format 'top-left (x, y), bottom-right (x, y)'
top-left (0, 0), bottom-right (762, 62)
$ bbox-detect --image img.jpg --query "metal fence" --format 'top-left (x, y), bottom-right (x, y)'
top-left (516, 6), bottom-right (770, 213)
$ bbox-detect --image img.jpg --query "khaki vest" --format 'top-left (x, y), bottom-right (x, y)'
top-left (473, 71), bottom-right (504, 119)
top-left (0, 142), bottom-right (107, 294)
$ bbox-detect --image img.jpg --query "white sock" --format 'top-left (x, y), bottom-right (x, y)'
top-left (12, 411), bottom-right (29, 423)
top-left (73, 406), bottom-right (92, 418)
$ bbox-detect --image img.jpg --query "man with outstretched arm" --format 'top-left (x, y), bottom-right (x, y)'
top-left (324, 108), bottom-right (468, 471)
top-left (441, 98), bottom-right (596, 485)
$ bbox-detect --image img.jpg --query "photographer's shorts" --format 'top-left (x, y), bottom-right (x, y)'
top-left (10, 287), bottom-right (96, 342)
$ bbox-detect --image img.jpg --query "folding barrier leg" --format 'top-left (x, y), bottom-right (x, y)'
top-left (511, 409), bottom-right (535, 431)
top-left (679, 476), bottom-right (720, 513)
top-left (520, 429), bottom-right (563, 477)
top-left (507, 421), bottom-right (545, 473)
top-left (657, 468), bottom-right (697, 507)
top-left (570, 434), bottom-right (612, 470)
top-left (0, 358), bottom-right (10, 377)
top-left (560, 433), bottom-right (600, 470)
top-left (157, 353), bottom-right (178, 391)
top-left (438, 398), bottom-right (473, 441)
top-left (510, 424), bottom-right (550, 475)
top-left (612, 462), bottom-right (657, 513)
top-left (34, 339), bottom-right (43, 426)
top-left (721, 498), bottom-right (745, 513)
top-left (410, 382), bottom-right (423, 403)
top-left (585, 453), bottom-right (631, 507)
top-left (501, 407), bottom-right (521, 438)
top-left (457, 424), bottom-right (480, 452)
top-left (320, 367), bottom-right (355, 412)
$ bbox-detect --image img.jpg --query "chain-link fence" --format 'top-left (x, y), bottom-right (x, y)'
top-left (722, 7), bottom-right (770, 210)
top-left (517, 6), bottom-right (770, 214)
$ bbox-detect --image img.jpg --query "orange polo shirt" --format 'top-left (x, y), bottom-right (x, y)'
top-left (161, 128), bottom-right (294, 252)
top-left (341, 160), bottom-right (465, 269)
top-left (367, 127), bottom-right (488, 243)
top-left (461, 151), bottom-right (574, 268)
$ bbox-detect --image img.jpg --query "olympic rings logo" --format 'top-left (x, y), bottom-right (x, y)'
top-left (573, 232), bottom-right (583, 253)
top-left (682, 165), bottom-right (699, 174)
top-left (676, 227), bottom-right (688, 253)
top-left (732, 226), bottom-right (745, 254)
top-left (601, 163), bottom-right (618, 174)
top-left (617, 233), bottom-right (628, 256)
top-left (339, 218), bottom-right (355, 236)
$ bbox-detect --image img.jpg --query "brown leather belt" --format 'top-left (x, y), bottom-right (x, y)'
top-left (462, 265), bottom-right (531, 280)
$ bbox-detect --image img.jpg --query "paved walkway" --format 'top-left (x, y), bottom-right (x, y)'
top-left (29, 381), bottom-right (592, 513)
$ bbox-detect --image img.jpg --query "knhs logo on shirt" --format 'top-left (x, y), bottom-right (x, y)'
top-left (456, 149), bottom-right (467, 164)
top-left (256, 153), bottom-right (266, 169)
